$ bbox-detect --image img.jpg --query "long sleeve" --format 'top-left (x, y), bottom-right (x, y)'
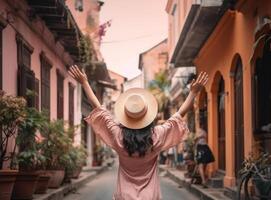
top-left (153, 112), bottom-right (189, 151)
top-left (84, 107), bottom-right (122, 151)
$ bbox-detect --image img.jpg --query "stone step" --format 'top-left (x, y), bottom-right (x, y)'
top-left (208, 177), bottom-right (224, 188)
top-left (224, 186), bottom-right (238, 199)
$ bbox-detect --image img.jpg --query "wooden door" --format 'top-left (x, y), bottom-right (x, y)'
top-left (218, 78), bottom-right (226, 171)
top-left (234, 59), bottom-right (244, 178)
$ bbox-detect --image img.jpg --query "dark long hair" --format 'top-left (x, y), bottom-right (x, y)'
top-left (122, 123), bottom-right (154, 157)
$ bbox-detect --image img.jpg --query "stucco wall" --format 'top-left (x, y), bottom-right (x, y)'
top-left (1, 0), bottom-right (82, 166)
top-left (194, 0), bottom-right (271, 187)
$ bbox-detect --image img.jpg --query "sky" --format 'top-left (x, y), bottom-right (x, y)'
top-left (100, 0), bottom-right (168, 79)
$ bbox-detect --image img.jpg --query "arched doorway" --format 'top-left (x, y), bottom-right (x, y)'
top-left (233, 57), bottom-right (244, 178)
top-left (199, 89), bottom-right (208, 133)
top-left (217, 77), bottom-right (226, 171)
top-left (252, 34), bottom-right (271, 153)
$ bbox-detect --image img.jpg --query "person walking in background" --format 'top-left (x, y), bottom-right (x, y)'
top-left (68, 65), bottom-right (208, 200)
top-left (194, 124), bottom-right (215, 188)
top-left (166, 147), bottom-right (175, 168)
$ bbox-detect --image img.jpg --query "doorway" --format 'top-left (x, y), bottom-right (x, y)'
top-left (217, 77), bottom-right (226, 171)
top-left (234, 57), bottom-right (244, 178)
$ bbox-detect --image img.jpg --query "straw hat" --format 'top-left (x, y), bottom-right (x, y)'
top-left (114, 88), bottom-right (158, 129)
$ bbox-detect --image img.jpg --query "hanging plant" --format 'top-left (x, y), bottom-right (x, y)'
top-left (78, 35), bottom-right (94, 67)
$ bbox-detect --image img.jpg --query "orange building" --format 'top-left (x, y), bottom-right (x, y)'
top-left (171, 0), bottom-right (271, 193)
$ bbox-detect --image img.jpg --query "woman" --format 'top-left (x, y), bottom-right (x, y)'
top-left (194, 126), bottom-right (215, 188)
top-left (68, 66), bottom-right (208, 200)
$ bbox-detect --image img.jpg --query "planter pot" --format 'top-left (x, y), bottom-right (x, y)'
top-left (64, 167), bottom-right (82, 183)
top-left (12, 171), bottom-right (39, 200)
top-left (253, 177), bottom-right (271, 199)
top-left (0, 170), bottom-right (18, 200)
top-left (72, 167), bottom-right (82, 179)
top-left (34, 175), bottom-right (50, 194)
top-left (45, 170), bottom-right (65, 188)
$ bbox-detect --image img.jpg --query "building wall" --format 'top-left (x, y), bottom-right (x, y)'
top-left (0, 0), bottom-right (81, 167)
top-left (140, 39), bottom-right (168, 88)
top-left (66, 0), bottom-right (103, 60)
top-left (166, 0), bottom-right (195, 59)
top-left (66, 0), bottom-right (106, 166)
top-left (1, 0), bottom-right (78, 121)
top-left (123, 74), bottom-right (143, 91)
top-left (194, 0), bottom-right (271, 187)
top-left (108, 70), bottom-right (126, 102)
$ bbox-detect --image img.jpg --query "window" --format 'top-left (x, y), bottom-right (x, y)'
top-left (69, 83), bottom-right (74, 126)
top-left (16, 34), bottom-right (33, 68)
top-left (75, 0), bottom-right (83, 11)
top-left (17, 64), bottom-right (35, 107)
top-left (171, 4), bottom-right (177, 15)
top-left (253, 37), bottom-right (271, 134)
top-left (16, 34), bottom-right (36, 107)
top-left (40, 53), bottom-right (51, 115)
top-left (57, 70), bottom-right (64, 119)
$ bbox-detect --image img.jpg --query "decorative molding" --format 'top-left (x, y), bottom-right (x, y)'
top-left (40, 51), bottom-right (53, 68)
top-left (16, 32), bottom-right (34, 53)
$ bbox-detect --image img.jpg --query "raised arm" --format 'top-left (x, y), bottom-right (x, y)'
top-left (68, 65), bottom-right (101, 108)
top-left (178, 72), bottom-right (208, 117)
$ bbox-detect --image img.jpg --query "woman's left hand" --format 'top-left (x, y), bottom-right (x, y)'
top-left (190, 72), bottom-right (208, 94)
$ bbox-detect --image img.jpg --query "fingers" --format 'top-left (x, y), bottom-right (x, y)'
top-left (70, 65), bottom-right (81, 78)
top-left (197, 72), bottom-right (208, 85)
top-left (68, 70), bottom-right (75, 79)
top-left (190, 79), bottom-right (196, 86)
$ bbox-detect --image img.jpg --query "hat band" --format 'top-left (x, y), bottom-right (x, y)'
top-left (125, 105), bottom-right (148, 119)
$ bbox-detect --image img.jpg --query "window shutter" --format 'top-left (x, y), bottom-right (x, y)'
top-left (57, 71), bottom-right (64, 119)
top-left (18, 65), bottom-right (35, 107)
top-left (69, 83), bottom-right (74, 126)
top-left (35, 78), bottom-right (39, 110)
top-left (41, 54), bottom-right (51, 116)
top-left (0, 27), bottom-right (3, 90)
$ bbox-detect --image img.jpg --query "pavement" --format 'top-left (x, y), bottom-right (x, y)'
top-left (64, 165), bottom-right (200, 200)
top-left (159, 165), bottom-right (232, 200)
top-left (33, 165), bottom-right (108, 200)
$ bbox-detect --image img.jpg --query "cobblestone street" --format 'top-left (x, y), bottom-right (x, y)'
top-left (64, 165), bottom-right (199, 200)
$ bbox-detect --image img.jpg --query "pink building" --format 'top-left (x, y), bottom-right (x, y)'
top-left (104, 70), bottom-right (126, 114)
top-left (66, 0), bottom-right (115, 166)
top-left (138, 39), bottom-right (168, 88)
top-left (0, 0), bottom-right (96, 166)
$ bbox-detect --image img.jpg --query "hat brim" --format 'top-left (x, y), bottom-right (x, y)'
top-left (114, 88), bottom-right (158, 129)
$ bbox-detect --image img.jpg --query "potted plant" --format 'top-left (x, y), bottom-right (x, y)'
top-left (238, 149), bottom-right (271, 200)
top-left (73, 145), bottom-right (87, 178)
top-left (39, 120), bottom-right (72, 188)
top-left (0, 91), bottom-right (26, 200)
top-left (65, 145), bottom-right (88, 181)
top-left (11, 107), bottom-right (47, 199)
top-left (182, 133), bottom-right (197, 178)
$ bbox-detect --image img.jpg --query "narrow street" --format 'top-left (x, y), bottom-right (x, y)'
top-left (64, 164), bottom-right (199, 200)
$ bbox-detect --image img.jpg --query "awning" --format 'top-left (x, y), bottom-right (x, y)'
top-left (85, 62), bottom-right (117, 89)
top-left (170, 0), bottom-right (226, 67)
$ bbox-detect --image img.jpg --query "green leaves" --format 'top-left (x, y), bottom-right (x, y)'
top-left (0, 91), bottom-right (27, 169)
top-left (148, 69), bottom-right (170, 112)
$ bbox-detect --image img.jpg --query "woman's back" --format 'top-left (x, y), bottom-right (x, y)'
top-left (85, 107), bottom-right (189, 200)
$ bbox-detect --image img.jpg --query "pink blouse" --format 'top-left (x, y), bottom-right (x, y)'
top-left (85, 107), bottom-right (189, 200)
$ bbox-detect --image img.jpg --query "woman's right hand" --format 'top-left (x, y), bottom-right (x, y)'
top-left (68, 65), bottom-right (88, 85)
